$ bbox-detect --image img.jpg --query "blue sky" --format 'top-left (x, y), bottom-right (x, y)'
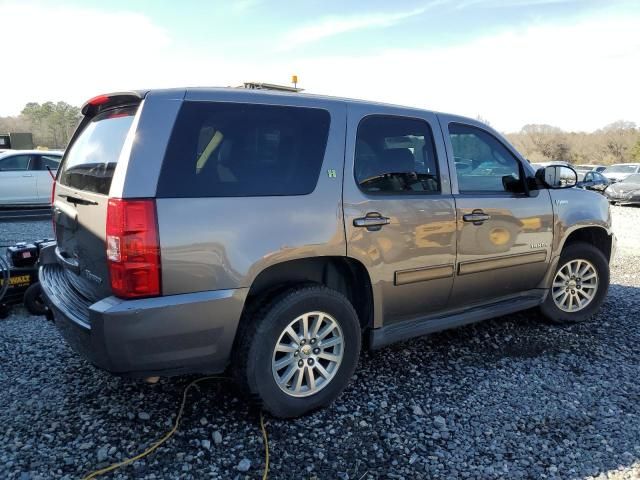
top-left (1, 0), bottom-right (639, 131)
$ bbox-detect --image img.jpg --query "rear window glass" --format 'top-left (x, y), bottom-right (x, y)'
top-left (59, 107), bottom-right (136, 195)
top-left (157, 101), bottom-right (331, 198)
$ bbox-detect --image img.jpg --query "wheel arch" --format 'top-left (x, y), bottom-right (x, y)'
top-left (540, 225), bottom-right (613, 290)
top-left (560, 226), bottom-right (613, 261)
top-left (238, 256), bottom-right (375, 332)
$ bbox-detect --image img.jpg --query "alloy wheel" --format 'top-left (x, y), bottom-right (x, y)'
top-left (551, 259), bottom-right (599, 312)
top-left (271, 311), bottom-right (344, 398)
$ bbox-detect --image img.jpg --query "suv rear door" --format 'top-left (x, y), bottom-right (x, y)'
top-left (439, 115), bottom-right (554, 306)
top-left (53, 95), bottom-right (141, 301)
top-left (34, 153), bottom-right (61, 203)
top-left (343, 105), bottom-right (456, 327)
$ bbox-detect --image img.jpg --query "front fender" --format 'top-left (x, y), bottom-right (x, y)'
top-left (537, 188), bottom-right (614, 293)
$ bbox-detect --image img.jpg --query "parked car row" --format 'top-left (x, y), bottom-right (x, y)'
top-left (0, 150), bottom-right (62, 205)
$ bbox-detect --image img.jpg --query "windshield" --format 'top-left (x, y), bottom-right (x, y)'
top-left (59, 106), bottom-right (137, 195)
top-left (606, 164), bottom-right (637, 174)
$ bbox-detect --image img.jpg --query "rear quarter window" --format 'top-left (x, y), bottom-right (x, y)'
top-left (157, 101), bottom-right (331, 197)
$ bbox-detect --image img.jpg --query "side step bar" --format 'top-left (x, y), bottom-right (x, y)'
top-left (369, 291), bottom-right (545, 350)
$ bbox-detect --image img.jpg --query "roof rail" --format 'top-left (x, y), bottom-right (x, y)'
top-left (238, 82), bottom-right (304, 93)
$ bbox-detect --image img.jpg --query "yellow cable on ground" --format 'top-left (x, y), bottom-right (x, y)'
top-left (260, 411), bottom-right (270, 480)
top-left (82, 376), bottom-right (270, 480)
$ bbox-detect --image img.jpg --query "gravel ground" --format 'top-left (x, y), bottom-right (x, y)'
top-left (1, 206), bottom-right (639, 480)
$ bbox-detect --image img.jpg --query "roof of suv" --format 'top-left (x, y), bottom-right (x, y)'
top-left (138, 86), bottom-right (450, 117)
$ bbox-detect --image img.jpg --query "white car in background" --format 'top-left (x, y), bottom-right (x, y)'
top-left (602, 163), bottom-right (640, 183)
top-left (0, 150), bottom-right (63, 205)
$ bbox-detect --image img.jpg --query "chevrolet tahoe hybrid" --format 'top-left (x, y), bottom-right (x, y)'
top-left (40, 88), bottom-right (615, 417)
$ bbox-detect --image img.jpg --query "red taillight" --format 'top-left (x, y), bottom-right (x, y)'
top-left (106, 198), bottom-right (161, 299)
top-left (88, 94), bottom-right (110, 106)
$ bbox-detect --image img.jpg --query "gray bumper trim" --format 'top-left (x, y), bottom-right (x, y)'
top-left (40, 264), bottom-right (248, 377)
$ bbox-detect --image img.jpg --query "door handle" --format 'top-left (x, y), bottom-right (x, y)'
top-left (353, 213), bottom-right (390, 231)
top-left (463, 210), bottom-right (491, 225)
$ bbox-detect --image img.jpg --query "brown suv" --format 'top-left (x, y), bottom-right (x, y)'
top-left (39, 88), bottom-right (615, 417)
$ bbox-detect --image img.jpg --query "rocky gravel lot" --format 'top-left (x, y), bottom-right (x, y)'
top-left (1, 206), bottom-right (639, 480)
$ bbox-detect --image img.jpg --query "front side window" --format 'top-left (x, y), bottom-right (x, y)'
top-left (0, 154), bottom-right (31, 171)
top-left (157, 102), bottom-right (331, 197)
top-left (355, 116), bottom-right (440, 194)
top-left (449, 123), bottom-right (522, 194)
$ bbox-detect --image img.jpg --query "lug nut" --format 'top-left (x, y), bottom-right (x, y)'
top-left (298, 360), bottom-right (304, 368)
top-left (310, 338), bottom-right (316, 344)
top-left (307, 358), bottom-right (314, 366)
top-left (300, 339), bottom-right (306, 346)
top-left (571, 290), bottom-right (575, 294)
top-left (313, 348), bottom-right (320, 354)
top-left (294, 350), bottom-right (299, 357)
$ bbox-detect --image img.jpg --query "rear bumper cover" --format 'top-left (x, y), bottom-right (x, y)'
top-left (40, 263), bottom-right (247, 377)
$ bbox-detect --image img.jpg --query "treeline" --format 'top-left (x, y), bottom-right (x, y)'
top-left (0, 102), bottom-right (81, 149)
top-left (505, 121), bottom-right (640, 165)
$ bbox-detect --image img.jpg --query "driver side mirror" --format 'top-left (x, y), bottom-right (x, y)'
top-left (535, 165), bottom-right (578, 189)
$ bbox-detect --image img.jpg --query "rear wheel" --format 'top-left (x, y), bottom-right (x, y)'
top-left (540, 242), bottom-right (609, 323)
top-left (234, 285), bottom-right (361, 418)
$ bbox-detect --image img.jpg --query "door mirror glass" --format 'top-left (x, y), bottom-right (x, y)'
top-left (536, 165), bottom-right (577, 189)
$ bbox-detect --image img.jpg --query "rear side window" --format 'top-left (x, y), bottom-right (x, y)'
top-left (157, 101), bottom-right (331, 197)
top-left (355, 115), bottom-right (440, 195)
top-left (38, 155), bottom-right (61, 170)
top-left (59, 107), bottom-right (136, 195)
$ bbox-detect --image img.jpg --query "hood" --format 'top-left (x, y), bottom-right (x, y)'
top-left (607, 181), bottom-right (640, 193)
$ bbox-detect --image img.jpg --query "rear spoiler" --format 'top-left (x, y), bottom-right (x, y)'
top-left (81, 91), bottom-right (145, 116)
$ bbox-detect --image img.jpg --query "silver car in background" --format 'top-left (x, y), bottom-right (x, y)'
top-left (602, 163), bottom-right (640, 183)
top-left (0, 150), bottom-right (63, 205)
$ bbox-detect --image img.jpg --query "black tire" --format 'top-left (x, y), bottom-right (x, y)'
top-left (233, 285), bottom-right (361, 418)
top-left (540, 242), bottom-right (609, 324)
top-left (24, 282), bottom-right (48, 316)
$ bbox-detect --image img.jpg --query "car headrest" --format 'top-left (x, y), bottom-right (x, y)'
top-left (382, 148), bottom-right (415, 173)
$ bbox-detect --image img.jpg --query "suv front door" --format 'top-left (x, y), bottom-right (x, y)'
top-left (440, 116), bottom-right (554, 307)
top-left (343, 106), bottom-right (456, 327)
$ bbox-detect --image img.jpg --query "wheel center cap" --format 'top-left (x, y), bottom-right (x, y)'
top-left (568, 280), bottom-right (577, 288)
top-left (301, 345), bottom-right (312, 357)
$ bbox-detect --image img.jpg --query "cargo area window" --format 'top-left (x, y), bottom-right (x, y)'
top-left (355, 116), bottom-right (440, 195)
top-left (58, 107), bottom-right (137, 195)
top-left (157, 101), bottom-right (331, 197)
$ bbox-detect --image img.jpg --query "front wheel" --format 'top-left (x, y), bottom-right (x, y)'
top-left (540, 242), bottom-right (609, 323)
top-left (234, 285), bottom-right (361, 418)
